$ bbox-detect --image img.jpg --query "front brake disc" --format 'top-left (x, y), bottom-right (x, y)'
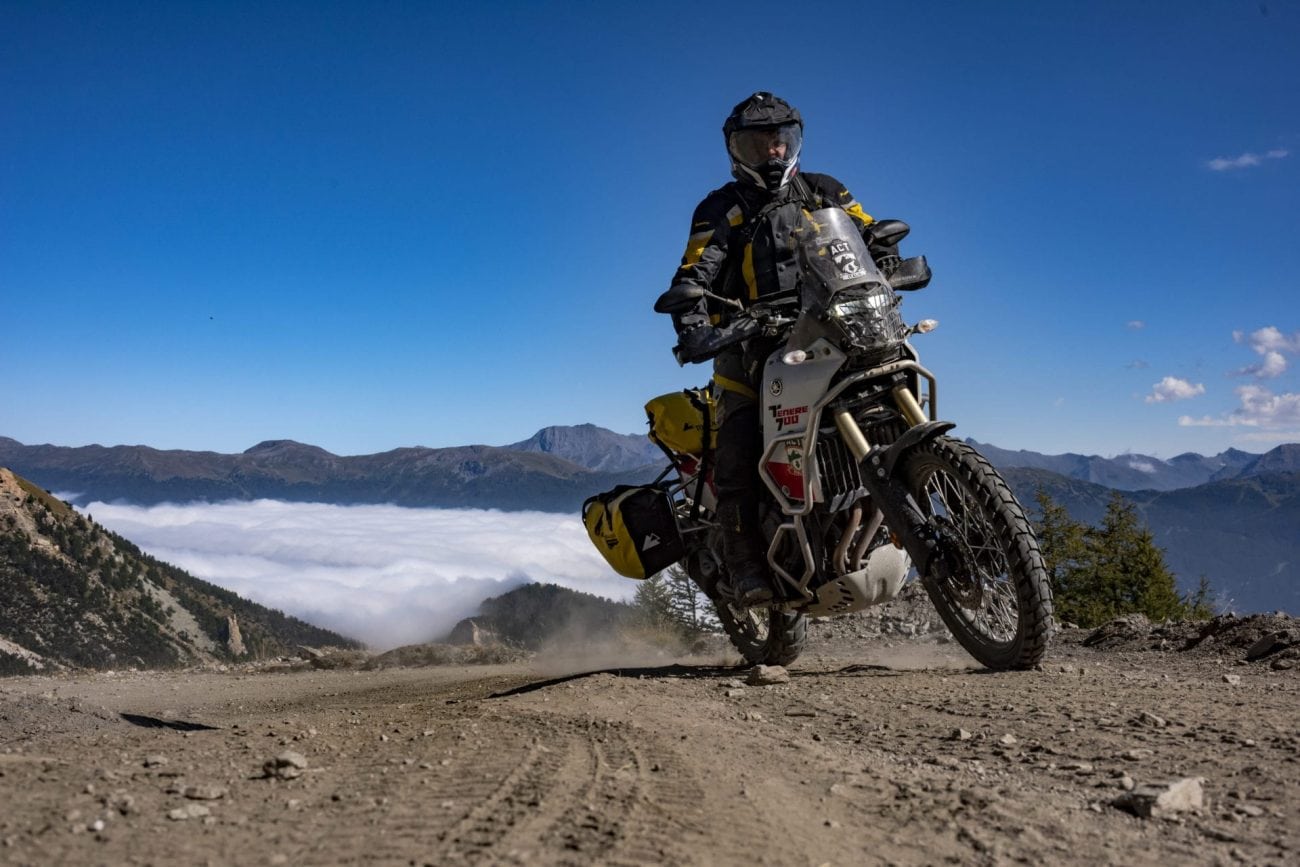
top-left (933, 518), bottom-right (984, 609)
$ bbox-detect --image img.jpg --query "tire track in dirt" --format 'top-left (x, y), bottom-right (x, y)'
top-left (429, 714), bottom-right (711, 866)
top-left (495, 673), bottom-right (848, 867)
top-left (499, 679), bottom-right (818, 867)
top-left (287, 706), bottom-right (711, 866)
top-left (542, 722), bottom-right (703, 865)
top-left (433, 737), bottom-right (556, 862)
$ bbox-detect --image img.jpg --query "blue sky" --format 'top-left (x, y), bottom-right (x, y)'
top-left (3, 0), bottom-right (1297, 460)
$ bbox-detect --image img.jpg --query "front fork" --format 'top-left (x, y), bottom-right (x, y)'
top-left (832, 389), bottom-right (950, 580)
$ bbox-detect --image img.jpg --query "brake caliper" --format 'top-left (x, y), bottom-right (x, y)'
top-left (928, 516), bottom-right (984, 609)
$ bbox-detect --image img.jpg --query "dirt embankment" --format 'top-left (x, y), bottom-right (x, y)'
top-left (0, 618), bottom-right (1296, 866)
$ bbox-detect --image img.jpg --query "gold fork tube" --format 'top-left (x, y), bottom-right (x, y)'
top-left (834, 409), bottom-right (872, 462)
top-left (892, 385), bottom-right (928, 427)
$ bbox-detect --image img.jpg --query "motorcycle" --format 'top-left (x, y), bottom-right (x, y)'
top-left (597, 207), bottom-right (1052, 670)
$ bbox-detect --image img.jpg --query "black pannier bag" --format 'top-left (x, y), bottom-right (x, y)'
top-left (582, 485), bottom-right (685, 579)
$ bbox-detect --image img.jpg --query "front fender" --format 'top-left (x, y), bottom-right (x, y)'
top-left (881, 421), bottom-right (956, 477)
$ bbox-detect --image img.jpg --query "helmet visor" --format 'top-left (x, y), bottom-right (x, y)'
top-left (728, 123), bottom-right (802, 169)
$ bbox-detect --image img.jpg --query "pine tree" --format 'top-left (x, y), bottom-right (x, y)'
top-left (633, 565), bottom-right (718, 635)
top-left (663, 564), bottom-right (720, 633)
top-left (1033, 489), bottom-right (1211, 627)
top-left (1185, 576), bottom-right (1215, 620)
top-left (1089, 492), bottom-right (1184, 623)
top-left (632, 571), bottom-right (677, 630)
top-left (1034, 488), bottom-right (1089, 623)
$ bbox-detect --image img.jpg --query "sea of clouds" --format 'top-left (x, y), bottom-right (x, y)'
top-left (77, 499), bottom-right (630, 651)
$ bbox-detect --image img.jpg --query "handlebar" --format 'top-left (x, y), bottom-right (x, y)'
top-left (747, 301), bottom-right (797, 328)
top-left (671, 302), bottom-right (799, 365)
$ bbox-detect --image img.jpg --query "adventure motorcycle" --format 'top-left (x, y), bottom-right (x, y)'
top-left (586, 208), bottom-right (1052, 670)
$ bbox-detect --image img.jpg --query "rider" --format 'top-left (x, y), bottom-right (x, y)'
top-left (663, 92), bottom-right (899, 607)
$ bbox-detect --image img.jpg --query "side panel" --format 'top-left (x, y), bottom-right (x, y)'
top-left (758, 340), bottom-right (845, 506)
top-left (759, 339), bottom-right (846, 441)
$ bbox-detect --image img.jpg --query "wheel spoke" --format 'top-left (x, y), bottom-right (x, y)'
top-left (919, 464), bottom-right (1021, 645)
top-left (977, 583), bottom-right (1018, 639)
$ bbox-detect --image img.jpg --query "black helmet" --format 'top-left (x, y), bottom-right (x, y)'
top-left (722, 92), bottom-right (803, 192)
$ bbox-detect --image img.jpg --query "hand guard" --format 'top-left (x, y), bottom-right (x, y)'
top-left (673, 325), bottom-right (720, 365)
top-left (673, 319), bottom-right (761, 365)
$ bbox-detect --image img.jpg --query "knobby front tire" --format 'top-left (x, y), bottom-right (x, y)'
top-left (901, 436), bottom-right (1053, 670)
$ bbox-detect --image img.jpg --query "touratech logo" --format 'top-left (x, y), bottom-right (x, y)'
top-left (768, 404), bottom-right (808, 431)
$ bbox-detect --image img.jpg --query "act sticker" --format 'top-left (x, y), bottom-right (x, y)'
top-left (829, 238), bottom-right (866, 280)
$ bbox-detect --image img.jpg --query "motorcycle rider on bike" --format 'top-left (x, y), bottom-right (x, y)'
top-left (665, 92), bottom-right (901, 607)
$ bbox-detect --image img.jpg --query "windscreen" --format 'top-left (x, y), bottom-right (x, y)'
top-left (786, 208), bottom-right (900, 356)
top-left (796, 208), bottom-right (885, 310)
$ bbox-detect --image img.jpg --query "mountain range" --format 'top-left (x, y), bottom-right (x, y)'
top-left (0, 431), bottom-right (656, 513)
top-left (2, 430), bottom-right (1296, 614)
top-left (507, 424), bottom-right (663, 473)
top-left (967, 440), bottom-right (1294, 491)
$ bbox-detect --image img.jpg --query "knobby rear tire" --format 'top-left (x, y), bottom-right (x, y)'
top-left (689, 526), bottom-right (806, 667)
top-left (900, 436), bottom-right (1053, 670)
top-left (714, 604), bottom-right (807, 667)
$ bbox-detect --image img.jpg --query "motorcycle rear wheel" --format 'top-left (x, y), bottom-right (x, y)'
top-left (713, 602), bottom-right (806, 667)
top-left (900, 436), bottom-right (1053, 670)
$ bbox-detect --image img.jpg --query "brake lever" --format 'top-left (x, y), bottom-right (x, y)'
top-left (747, 305), bottom-right (795, 335)
top-left (700, 289), bottom-right (744, 312)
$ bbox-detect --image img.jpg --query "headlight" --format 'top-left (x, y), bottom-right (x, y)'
top-left (828, 285), bottom-right (907, 358)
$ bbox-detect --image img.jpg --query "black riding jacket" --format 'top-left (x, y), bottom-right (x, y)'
top-left (668, 171), bottom-right (876, 334)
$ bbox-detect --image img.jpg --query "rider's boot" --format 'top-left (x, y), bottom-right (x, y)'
top-left (716, 499), bottom-right (774, 607)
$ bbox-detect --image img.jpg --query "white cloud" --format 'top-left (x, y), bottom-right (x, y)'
top-left (78, 500), bottom-right (632, 651)
top-left (1127, 459), bottom-right (1157, 474)
top-left (1126, 320), bottom-right (1146, 330)
top-left (1233, 326), bottom-right (1300, 378)
top-left (1145, 376), bottom-right (1206, 404)
top-left (1178, 384), bottom-right (1300, 430)
top-left (1235, 384), bottom-right (1300, 427)
top-left (1206, 149), bottom-right (1289, 171)
top-left (1176, 415), bottom-right (1226, 428)
top-left (1125, 360), bottom-right (1150, 370)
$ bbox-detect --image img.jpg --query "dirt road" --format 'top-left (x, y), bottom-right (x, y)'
top-left (1, 628), bottom-right (1296, 866)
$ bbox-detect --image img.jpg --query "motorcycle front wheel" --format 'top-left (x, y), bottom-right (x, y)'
top-left (900, 436), bottom-right (1053, 670)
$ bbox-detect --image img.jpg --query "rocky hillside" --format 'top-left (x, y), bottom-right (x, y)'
top-left (0, 468), bottom-right (357, 676)
top-left (445, 583), bottom-right (642, 650)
